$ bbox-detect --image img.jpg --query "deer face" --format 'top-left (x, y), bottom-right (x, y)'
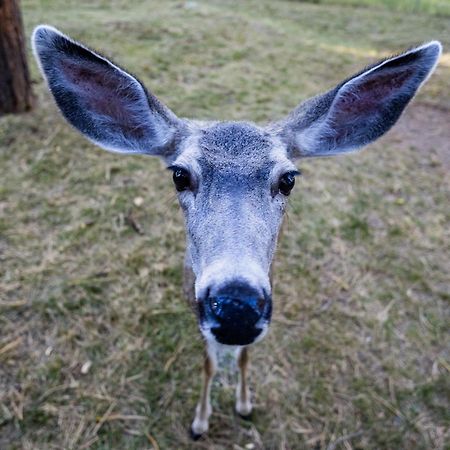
top-left (171, 122), bottom-right (298, 345)
top-left (33, 25), bottom-right (441, 346)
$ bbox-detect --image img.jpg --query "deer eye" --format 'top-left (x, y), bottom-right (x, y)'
top-left (278, 171), bottom-right (298, 196)
top-left (171, 167), bottom-right (191, 192)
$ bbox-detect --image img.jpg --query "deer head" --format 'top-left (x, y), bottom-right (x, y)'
top-left (32, 26), bottom-right (441, 349)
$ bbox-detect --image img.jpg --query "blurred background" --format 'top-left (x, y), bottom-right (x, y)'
top-left (1, 0), bottom-right (449, 449)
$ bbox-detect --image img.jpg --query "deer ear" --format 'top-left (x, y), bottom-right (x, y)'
top-left (32, 25), bottom-right (180, 156)
top-left (279, 41), bottom-right (442, 158)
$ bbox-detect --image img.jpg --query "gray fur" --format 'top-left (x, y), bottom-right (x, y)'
top-left (32, 25), bottom-right (441, 345)
top-left (32, 25), bottom-right (442, 438)
top-left (181, 122), bottom-right (288, 299)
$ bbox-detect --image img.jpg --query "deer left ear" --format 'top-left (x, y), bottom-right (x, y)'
top-left (280, 41), bottom-right (442, 158)
top-left (32, 25), bottom-right (181, 157)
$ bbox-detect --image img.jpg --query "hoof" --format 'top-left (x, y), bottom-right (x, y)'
top-left (237, 410), bottom-right (253, 421)
top-left (189, 427), bottom-right (203, 441)
top-left (235, 399), bottom-right (253, 419)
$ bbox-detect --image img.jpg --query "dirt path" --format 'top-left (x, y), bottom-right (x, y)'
top-left (388, 103), bottom-right (450, 170)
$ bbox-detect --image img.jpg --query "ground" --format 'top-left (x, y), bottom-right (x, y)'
top-left (0, 0), bottom-right (449, 449)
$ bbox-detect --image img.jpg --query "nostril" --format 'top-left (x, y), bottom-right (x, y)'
top-left (257, 297), bottom-right (266, 314)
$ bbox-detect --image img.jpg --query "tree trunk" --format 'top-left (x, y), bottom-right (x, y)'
top-left (0, 0), bottom-right (34, 115)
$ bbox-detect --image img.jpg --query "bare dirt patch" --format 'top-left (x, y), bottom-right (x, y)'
top-left (387, 103), bottom-right (450, 170)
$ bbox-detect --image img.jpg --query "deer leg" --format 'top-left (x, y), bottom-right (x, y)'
top-left (184, 251), bottom-right (216, 439)
top-left (235, 346), bottom-right (252, 417)
top-left (190, 342), bottom-right (217, 439)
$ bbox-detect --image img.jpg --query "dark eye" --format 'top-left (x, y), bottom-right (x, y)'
top-left (172, 167), bottom-right (191, 192)
top-left (279, 172), bottom-right (297, 196)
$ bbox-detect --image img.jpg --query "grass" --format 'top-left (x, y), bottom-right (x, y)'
top-left (292, 0), bottom-right (450, 16)
top-left (1, 0), bottom-right (449, 448)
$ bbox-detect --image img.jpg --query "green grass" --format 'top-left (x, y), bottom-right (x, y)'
top-left (1, 0), bottom-right (449, 449)
top-left (293, 0), bottom-right (450, 16)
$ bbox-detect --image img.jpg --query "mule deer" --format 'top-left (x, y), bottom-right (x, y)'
top-left (32, 25), bottom-right (441, 438)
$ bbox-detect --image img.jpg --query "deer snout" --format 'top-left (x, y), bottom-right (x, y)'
top-left (199, 281), bottom-right (272, 346)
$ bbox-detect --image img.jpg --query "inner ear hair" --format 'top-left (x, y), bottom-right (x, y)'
top-left (279, 41), bottom-right (442, 159)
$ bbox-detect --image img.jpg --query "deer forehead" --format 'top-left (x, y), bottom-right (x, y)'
top-left (174, 121), bottom-right (295, 181)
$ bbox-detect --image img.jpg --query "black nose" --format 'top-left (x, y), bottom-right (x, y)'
top-left (201, 281), bottom-right (271, 346)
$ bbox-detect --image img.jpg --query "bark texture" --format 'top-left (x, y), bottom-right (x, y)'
top-left (0, 0), bottom-right (34, 115)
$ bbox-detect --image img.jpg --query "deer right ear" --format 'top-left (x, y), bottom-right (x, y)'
top-left (32, 25), bottom-right (181, 157)
top-left (279, 41), bottom-right (442, 158)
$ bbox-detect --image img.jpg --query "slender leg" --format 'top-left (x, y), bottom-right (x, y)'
top-left (184, 251), bottom-right (216, 439)
top-left (235, 347), bottom-right (252, 417)
top-left (191, 342), bottom-right (217, 439)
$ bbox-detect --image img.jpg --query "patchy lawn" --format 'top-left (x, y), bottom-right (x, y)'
top-left (1, 0), bottom-right (449, 449)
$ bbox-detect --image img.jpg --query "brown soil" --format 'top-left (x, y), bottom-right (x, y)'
top-left (388, 103), bottom-right (450, 170)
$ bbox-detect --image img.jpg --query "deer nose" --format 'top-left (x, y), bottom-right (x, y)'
top-left (202, 281), bottom-right (271, 346)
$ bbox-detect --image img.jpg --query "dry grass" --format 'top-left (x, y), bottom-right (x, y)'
top-left (291, 0), bottom-right (450, 16)
top-left (1, 0), bottom-right (449, 449)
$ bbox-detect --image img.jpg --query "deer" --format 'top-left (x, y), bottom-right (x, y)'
top-left (32, 25), bottom-right (441, 439)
